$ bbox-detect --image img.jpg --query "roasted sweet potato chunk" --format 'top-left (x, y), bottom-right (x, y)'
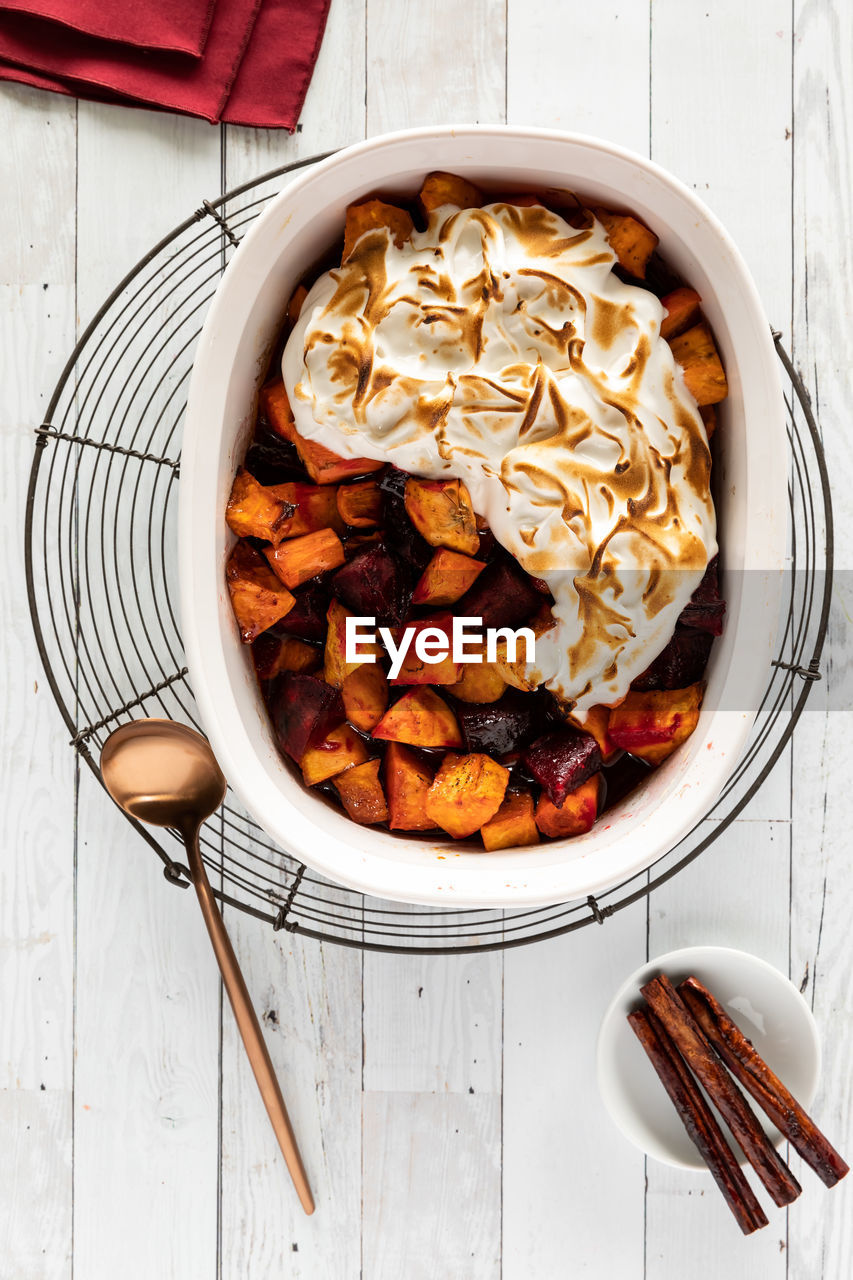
top-left (226, 469), bottom-right (295, 545)
top-left (271, 672), bottom-right (343, 763)
top-left (447, 644), bottom-right (507, 704)
top-left (333, 759), bottom-right (389, 825)
top-left (660, 287), bottom-right (702, 341)
top-left (336, 479), bottom-right (383, 527)
top-left (480, 791), bottom-right (539, 851)
top-left (384, 743), bottom-right (436, 831)
top-left (226, 541), bottom-right (295, 643)
top-left (373, 687), bottom-right (463, 749)
top-left (412, 548), bottom-right (487, 606)
top-left (419, 171), bottom-right (483, 214)
top-left (268, 481), bottom-right (344, 538)
top-left (265, 527), bottom-right (346, 590)
top-left (593, 206), bottom-right (658, 278)
top-left (301, 722), bottom-right (369, 786)
top-left (287, 283), bottom-right (308, 329)
top-left (569, 703), bottom-right (618, 763)
top-left (670, 322), bottom-right (728, 406)
top-left (608, 684), bottom-right (703, 765)
top-left (260, 382), bottom-right (383, 484)
top-left (388, 615), bottom-right (461, 686)
top-left (324, 599), bottom-right (359, 688)
top-left (252, 633), bottom-right (321, 680)
top-left (535, 774), bottom-right (602, 838)
top-left (425, 753), bottom-right (510, 839)
top-left (342, 662), bottom-right (389, 732)
top-left (404, 477), bottom-right (479, 555)
top-left (343, 198), bottom-right (414, 261)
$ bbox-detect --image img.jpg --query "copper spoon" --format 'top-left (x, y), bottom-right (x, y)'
top-left (100, 717), bottom-right (314, 1215)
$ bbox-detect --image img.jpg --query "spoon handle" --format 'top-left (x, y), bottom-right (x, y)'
top-left (184, 829), bottom-right (315, 1215)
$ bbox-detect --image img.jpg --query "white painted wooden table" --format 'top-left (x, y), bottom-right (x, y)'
top-left (2, 2), bottom-right (851, 1276)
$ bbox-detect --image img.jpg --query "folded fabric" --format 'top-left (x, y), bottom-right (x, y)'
top-left (0, 0), bottom-right (217, 56)
top-left (0, 0), bottom-right (262, 123)
top-left (223, 0), bottom-right (331, 127)
top-left (0, 0), bottom-right (332, 129)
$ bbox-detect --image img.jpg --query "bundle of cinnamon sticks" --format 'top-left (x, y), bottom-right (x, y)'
top-left (628, 973), bottom-right (848, 1235)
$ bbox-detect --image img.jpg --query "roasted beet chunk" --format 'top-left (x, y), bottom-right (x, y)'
top-left (677, 557), bottom-right (726, 635)
top-left (382, 491), bottom-right (433, 573)
top-left (456, 689), bottom-right (552, 758)
top-left (278, 582), bottom-right (330, 642)
top-left (271, 672), bottom-right (343, 763)
top-left (631, 627), bottom-right (713, 691)
top-left (243, 424), bottom-right (307, 486)
top-left (523, 729), bottom-right (602, 808)
top-left (455, 558), bottom-right (542, 630)
top-left (331, 542), bottom-right (409, 625)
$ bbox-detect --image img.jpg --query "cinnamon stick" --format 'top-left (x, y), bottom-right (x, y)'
top-left (679, 976), bottom-right (849, 1189)
top-left (640, 974), bottom-right (802, 1207)
top-left (627, 1008), bottom-right (768, 1235)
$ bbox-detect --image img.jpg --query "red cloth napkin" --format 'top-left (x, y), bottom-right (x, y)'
top-left (0, 0), bottom-right (217, 56)
top-left (0, 0), bottom-right (332, 129)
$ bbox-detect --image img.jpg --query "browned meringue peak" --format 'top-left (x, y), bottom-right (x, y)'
top-left (283, 199), bottom-right (716, 719)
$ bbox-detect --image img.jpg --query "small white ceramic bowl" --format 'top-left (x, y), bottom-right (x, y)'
top-left (597, 946), bottom-right (821, 1169)
top-left (180, 125), bottom-right (787, 908)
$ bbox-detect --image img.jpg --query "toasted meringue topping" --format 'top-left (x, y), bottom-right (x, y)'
top-left (282, 200), bottom-right (716, 719)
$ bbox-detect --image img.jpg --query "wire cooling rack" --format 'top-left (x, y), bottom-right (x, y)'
top-left (24, 154), bottom-right (833, 954)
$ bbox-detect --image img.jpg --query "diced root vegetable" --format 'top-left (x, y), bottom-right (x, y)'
top-left (301, 722), bottom-right (369, 786)
top-left (336, 480), bottom-right (383, 527)
top-left (608, 684), bottom-right (703, 765)
top-left (660, 287), bottom-right (702, 341)
top-left (492, 604), bottom-right (556, 690)
top-left (593, 207), bottom-right (659, 278)
top-left (455, 558), bottom-right (542, 630)
top-left (333, 759), bottom-right (389, 825)
top-left (480, 791), bottom-right (540, 851)
top-left (268, 481), bottom-right (344, 537)
top-left (523, 729), bottom-right (602, 808)
top-left (226, 468), bottom-right (295, 544)
top-left (388, 615), bottom-right (461, 686)
top-left (535, 774), bottom-right (602, 838)
top-left (419, 171), bottom-right (483, 213)
top-left (447, 649), bottom-right (507, 703)
top-left (343, 198), bottom-right (415, 260)
top-left (253, 633), bottom-right (321, 680)
top-left (342, 663), bottom-right (389, 732)
top-left (286, 283), bottom-right (308, 328)
top-left (260, 382), bottom-right (383, 483)
top-left (258, 380), bottom-right (296, 441)
top-left (226, 542), bottom-right (295, 643)
top-left (373, 687), bottom-right (463, 749)
top-left (412, 548), bottom-right (487, 605)
top-left (404, 477), bottom-right (479, 555)
top-left (569, 703), bottom-right (618, 762)
top-left (331, 543), bottom-right (409, 625)
top-left (272, 672), bottom-right (343, 763)
top-left (265, 527), bottom-right (346, 590)
top-left (324, 599), bottom-right (365, 688)
top-left (425, 753), bottom-right (510, 839)
top-left (384, 743), bottom-right (437, 831)
top-left (699, 404), bottom-right (717, 439)
top-left (456, 688), bottom-right (551, 757)
top-left (669, 322), bottom-right (728, 406)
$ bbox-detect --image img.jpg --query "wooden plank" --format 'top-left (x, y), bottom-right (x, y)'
top-left (362, 1091), bottom-right (501, 1280)
top-left (503, 8), bottom-right (650, 1273)
top-left (217, 22), bottom-right (368, 1275)
top-left (366, 0), bottom-right (506, 131)
top-left (0, 81), bottom-right (77, 1280)
top-left (645, 820), bottom-right (791, 1273)
top-left (508, 0), bottom-right (651, 152)
top-left (71, 104), bottom-right (222, 1280)
top-left (789, 0), bottom-right (853, 1274)
top-left (503, 906), bottom-right (648, 1278)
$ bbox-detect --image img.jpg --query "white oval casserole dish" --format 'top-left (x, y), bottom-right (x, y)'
top-left (180, 125), bottom-right (786, 909)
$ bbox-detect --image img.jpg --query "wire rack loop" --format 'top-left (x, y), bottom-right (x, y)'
top-left (24, 153), bottom-right (833, 953)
